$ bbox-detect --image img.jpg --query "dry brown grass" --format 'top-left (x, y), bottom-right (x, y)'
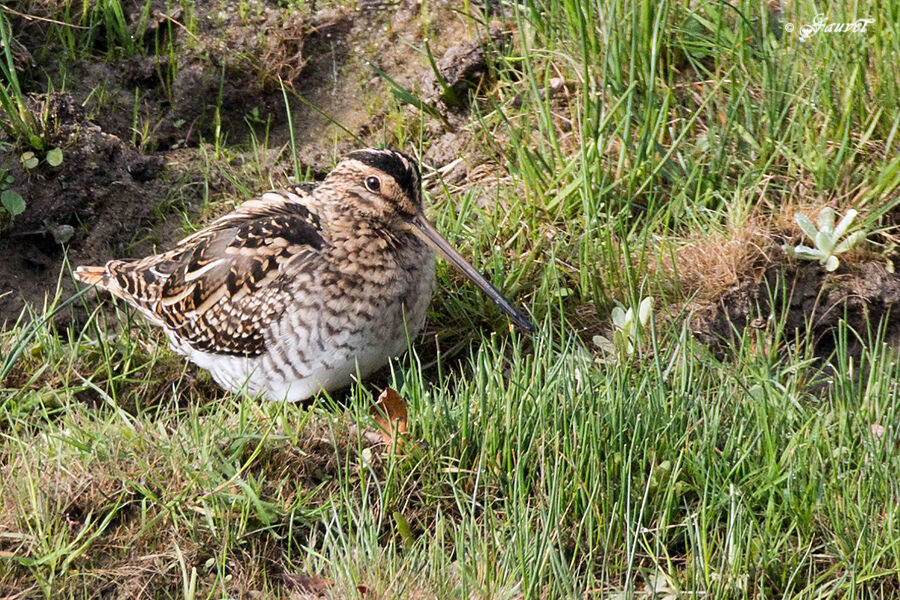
top-left (657, 188), bottom-right (881, 308)
top-left (656, 218), bottom-right (771, 304)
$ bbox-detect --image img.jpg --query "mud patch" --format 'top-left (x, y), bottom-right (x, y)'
top-left (0, 93), bottom-right (165, 325)
top-left (690, 258), bottom-right (900, 359)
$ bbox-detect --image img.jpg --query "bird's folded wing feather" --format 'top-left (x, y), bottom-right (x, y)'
top-left (106, 187), bottom-right (326, 356)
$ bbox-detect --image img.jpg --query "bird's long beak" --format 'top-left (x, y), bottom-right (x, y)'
top-left (410, 212), bottom-right (534, 333)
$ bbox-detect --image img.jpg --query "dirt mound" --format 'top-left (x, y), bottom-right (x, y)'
top-left (0, 93), bottom-right (165, 325)
top-left (690, 258), bottom-right (900, 359)
top-left (421, 21), bottom-right (510, 112)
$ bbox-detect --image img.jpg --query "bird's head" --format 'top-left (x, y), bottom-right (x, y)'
top-left (325, 148), bottom-right (423, 226)
top-left (325, 148), bottom-right (534, 333)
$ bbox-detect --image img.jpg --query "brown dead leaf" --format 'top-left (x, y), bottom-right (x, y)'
top-left (282, 573), bottom-right (333, 595)
top-left (370, 387), bottom-right (408, 446)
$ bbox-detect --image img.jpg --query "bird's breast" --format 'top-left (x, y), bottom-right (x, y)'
top-left (320, 235), bottom-right (436, 327)
top-left (247, 237), bottom-right (435, 400)
top-left (278, 233), bottom-right (436, 348)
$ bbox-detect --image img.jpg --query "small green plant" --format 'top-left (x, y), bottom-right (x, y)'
top-left (19, 147), bottom-right (63, 172)
top-left (0, 146), bottom-right (62, 221)
top-left (20, 151), bottom-right (38, 169)
top-left (21, 148), bottom-right (64, 171)
top-left (593, 296), bottom-right (654, 358)
top-left (782, 207), bottom-right (866, 272)
top-left (46, 147), bottom-right (64, 166)
top-left (1, 173), bottom-right (25, 218)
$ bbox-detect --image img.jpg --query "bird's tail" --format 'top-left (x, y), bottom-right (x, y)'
top-left (74, 261), bottom-right (162, 326)
top-left (74, 265), bottom-right (110, 287)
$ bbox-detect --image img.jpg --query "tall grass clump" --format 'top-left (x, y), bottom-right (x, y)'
top-left (0, 11), bottom-right (43, 149)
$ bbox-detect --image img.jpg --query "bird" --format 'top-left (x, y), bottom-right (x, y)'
top-left (75, 148), bottom-right (533, 402)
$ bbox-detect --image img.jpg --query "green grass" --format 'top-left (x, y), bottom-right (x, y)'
top-left (0, 9), bottom-right (43, 151)
top-left (3, 0), bottom-right (900, 598)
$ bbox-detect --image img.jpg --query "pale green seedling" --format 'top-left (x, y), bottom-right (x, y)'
top-left (782, 207), bottom-right (866, 272)
top-left (594, 296), bottom-right (654, 357)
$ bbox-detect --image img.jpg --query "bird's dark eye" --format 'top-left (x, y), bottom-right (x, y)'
top-left (364, 177), bottom-right (381, 192)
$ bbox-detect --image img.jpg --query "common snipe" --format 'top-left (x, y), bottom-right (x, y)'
top-left (75, 149), bottom-right (532, 401)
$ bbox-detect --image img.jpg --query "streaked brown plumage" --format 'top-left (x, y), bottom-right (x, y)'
top-left (76, 149), bottom-right (533, 401)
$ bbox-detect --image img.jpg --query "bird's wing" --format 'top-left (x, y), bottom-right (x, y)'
top-left (92, 186), bottom-right (326, 356)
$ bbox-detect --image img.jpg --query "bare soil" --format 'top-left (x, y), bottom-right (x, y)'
top-left (690, 255), bottom-right (900, 359)
top-left (0, 93), bottom-right (165, 325)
